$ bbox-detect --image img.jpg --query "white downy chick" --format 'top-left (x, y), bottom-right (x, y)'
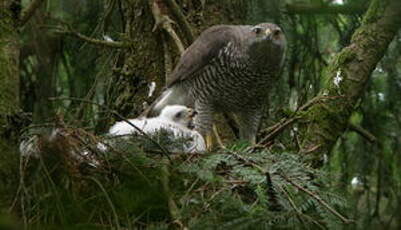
top-left (109, 105), bottom-right (206, 153)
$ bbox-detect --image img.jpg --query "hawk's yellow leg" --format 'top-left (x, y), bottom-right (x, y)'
top-left (205, 133), bottom-right (214, 151)
top-left (213, 125), bottom-right (225, 148)
top-left (205, 125), bottom-right (225, 151)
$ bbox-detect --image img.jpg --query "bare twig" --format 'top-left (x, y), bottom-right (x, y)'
top-left (257, 96), bottom-right (321, 145)
top-left (279, 173), bottom-right (353, 224)
top-left (299, 144), bottom-right (322, 155)
top-left (348, 123), bottom-right (377, 143)
top-left (47, 19), bottom-right (128, 48)
top-left (55, 29), bottom-right (129, 48)
top-left (258, 95), bottom-right (344, 146)
top-left (164, 0), bottom-right (194, 43)
top-left (49, 97), bottom-right (172, 160)
top-left (150, 0), bottom-right (185, 54)
top-left (259, 117), bottom-right (299, 145)
top-left (19, 0), bottom-right (45, 26)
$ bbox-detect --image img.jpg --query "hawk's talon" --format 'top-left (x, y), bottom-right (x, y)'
top-left (205, 134), bottom-right (214, 151)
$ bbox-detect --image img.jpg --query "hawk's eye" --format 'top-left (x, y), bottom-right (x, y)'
top-left (273, 28), bottom-right (281, 36)
top-left (252, 27), bottom-right (263, 34)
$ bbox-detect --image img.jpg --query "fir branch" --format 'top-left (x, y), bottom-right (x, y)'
top-left (278, 185), bottom-right (310, 228)
top-left (278, 173), bottom-right (353, 224)
top-left (265, 172), bottom-right (281, 211)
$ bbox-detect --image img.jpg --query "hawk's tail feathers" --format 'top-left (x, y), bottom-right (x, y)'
top-left (140, 88), bottom-right (185, 118)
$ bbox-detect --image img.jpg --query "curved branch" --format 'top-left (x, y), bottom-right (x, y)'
top-left (165, 0), bottom-right (194, 43)
top-left (150, 0), bottom-right (185, 54)
top-left (298, 0), bottom-right (401, 166)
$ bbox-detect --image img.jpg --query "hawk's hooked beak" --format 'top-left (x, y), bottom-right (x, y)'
top-left (264, 28), bottom-right (272, 36)
top-left (264, 28), bottom-right (272, 40)
top-left (265, 28), bottom-right (282, 41)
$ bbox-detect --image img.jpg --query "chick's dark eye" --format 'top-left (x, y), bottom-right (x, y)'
top-left (175, 112), bottom-right (183, 118)
top-left (252, 27), bottom-right (262, 34)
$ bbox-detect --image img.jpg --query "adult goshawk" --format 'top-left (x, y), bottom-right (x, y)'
top-left (144, 23), bottom-right (286, 146)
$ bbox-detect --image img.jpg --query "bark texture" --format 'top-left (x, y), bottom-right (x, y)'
top-left (298, 0), bottom-right (401, 166)
top-left (0, 0), bottom-right (20, 143)
top-left (29, 11), bottom-right (61, 123)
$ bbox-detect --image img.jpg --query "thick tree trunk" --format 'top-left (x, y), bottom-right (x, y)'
top-left (109, 0), bottom-right (247, 117)
top-left (29, 11), bottom-right (61, 123)
top-left (0, 0), bottom-right (20, 143)
top-left (298, 0), bottom-right (401, 166)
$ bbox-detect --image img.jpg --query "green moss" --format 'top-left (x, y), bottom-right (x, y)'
top-left (298, 46), bottom-right (357, 162)
top-left (362, 0), bottom-right (387, 25)
top-left (335, 47), bottom-right (356, 66)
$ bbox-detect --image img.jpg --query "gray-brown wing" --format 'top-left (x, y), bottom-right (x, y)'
top-left (166, 25), bottom-right (243, 87)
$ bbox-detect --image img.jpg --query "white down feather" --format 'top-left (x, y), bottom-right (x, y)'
top-left (109, 105), bottom-right (206, 153)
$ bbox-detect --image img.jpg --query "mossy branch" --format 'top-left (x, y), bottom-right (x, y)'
top-left (298, 0), bottom-right (401, 166)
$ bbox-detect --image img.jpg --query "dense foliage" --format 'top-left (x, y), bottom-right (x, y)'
top-left (0, 0), bottom-right (400, 229)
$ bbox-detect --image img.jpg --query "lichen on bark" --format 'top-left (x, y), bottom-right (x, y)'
top-left (298, 0), bottom-right (401, 167)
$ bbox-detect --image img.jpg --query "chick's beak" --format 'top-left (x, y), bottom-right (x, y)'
top-left (188, 109), bottom-right (198, 119)
top-left (186, 109), bottom-right (197, 129)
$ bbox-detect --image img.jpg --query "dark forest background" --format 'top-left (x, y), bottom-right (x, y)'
top-left (0, 0), bottom-right (400, 229)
